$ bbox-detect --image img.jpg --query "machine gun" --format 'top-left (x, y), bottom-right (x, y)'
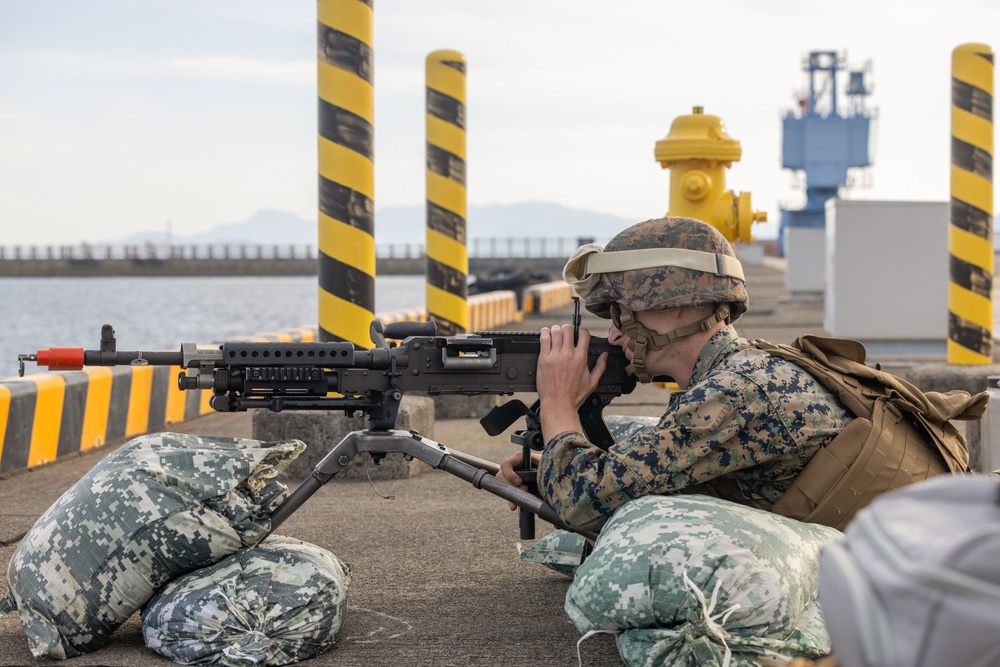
top-left (18, 305), bottom-right (636, 542)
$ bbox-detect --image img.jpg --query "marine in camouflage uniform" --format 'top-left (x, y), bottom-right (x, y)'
top-left (506, 216), bottom-right (852, 533)
top-left (540, 324), bottom-right (852, 532)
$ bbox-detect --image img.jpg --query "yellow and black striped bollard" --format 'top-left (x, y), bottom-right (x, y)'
top-left (425, 50), bottom-right (469, 335)
top-left (317, 0), bottom-right (375, 347)
top-left (949, 43), bottom-right (994, 364)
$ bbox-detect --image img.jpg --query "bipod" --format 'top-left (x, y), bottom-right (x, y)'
top-left (267, 429), bottom-right (597, 542)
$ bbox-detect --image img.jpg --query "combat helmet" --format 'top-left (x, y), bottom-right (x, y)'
top-left (563, 216), bottom-right (748, 381)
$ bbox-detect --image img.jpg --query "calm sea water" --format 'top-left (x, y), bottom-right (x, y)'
top-left (0, 275), bottom-right (425, 379)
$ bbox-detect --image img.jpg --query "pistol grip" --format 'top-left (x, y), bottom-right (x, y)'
top-left (515, 468), bottom-right (539, 540)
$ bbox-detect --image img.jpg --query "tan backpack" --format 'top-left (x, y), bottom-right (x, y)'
top-left (749, 335), bottom-right (987, 531)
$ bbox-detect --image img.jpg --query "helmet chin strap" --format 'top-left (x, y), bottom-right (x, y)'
top-left (619, 304), bottom-right (731, 383)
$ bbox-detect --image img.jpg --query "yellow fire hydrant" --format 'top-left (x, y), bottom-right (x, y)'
top-left (654, 106), bottom-right (767, 243)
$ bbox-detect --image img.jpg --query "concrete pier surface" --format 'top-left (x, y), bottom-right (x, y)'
top-left (0, 260), bottom-right (992, 666)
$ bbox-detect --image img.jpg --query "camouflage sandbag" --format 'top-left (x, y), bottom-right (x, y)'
top-left (143, 535), bottom-right (351, 666)
top-left (603, 414), bottom-right (661, 442)
top-left (566, 495), bottom-right (840, 667)
top-left (519, 416), bottom-right (658, 577)
top-left (518, 529), bottom-right (588, 577)
top-left (0, 432), bottom-right (305, 659)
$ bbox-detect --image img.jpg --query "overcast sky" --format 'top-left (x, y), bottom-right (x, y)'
top-left (1, 0), bottom-right (998, 246)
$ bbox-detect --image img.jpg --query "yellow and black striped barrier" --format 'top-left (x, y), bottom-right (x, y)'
top-left (0, 365), bottom-right (210, 475)
top-left (523, 280), bottom-right (575, 314)
top-left (317, 0), bottom-right (376, 348)
top-left (469, 291), bottom-right (519, 331)
top-left (949, 43), bottom-right (994, 365)
top-left (425, 49), bottom-right (469, 336)
top-left (374, 292), bottom-right (522, 332)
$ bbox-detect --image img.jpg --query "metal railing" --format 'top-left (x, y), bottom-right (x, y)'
top-left (0, 237), bottom-right (607, 262)
top-left (0, 243), bottom-right (316, 261)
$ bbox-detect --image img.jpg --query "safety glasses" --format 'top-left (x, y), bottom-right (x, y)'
top-left (610, 302), bottom-right (623, 329)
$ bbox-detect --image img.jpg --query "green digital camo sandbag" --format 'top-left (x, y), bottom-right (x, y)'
top-left (519, 416), bottom-right (659, 576)
top-left (566, 494), bottom-right (840, 667)
top-left (602, 414), bottom-right (662, 442)
top-left (518, 529), bottom-right (587, 577)
top-left (143, 535), bottom-right (351, 667)
top-left (0, 432), bottom-right (305, 659)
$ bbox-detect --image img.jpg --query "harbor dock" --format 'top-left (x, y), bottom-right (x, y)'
top-left (0, 259), bottom-right (994, 666)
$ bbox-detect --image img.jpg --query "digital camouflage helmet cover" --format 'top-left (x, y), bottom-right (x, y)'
top-left (563, 216), bottom-right (748, 381)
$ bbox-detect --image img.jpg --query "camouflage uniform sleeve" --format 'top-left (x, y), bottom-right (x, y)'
top-left (538, 373), bottom-right (784, 533)
top-left (537, 430), bottom-right (652, 533)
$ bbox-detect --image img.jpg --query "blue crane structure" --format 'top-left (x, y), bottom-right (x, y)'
top-left (780, 51), bottom-right (877, 253)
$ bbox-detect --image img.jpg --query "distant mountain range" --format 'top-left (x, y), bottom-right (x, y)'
top-left (104, 204), bottom-right (1000, 250)
top-left (109, 203), bottom-right (639, 247)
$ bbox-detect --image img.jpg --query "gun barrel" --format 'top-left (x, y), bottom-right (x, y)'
top-left (21, 347), bottom-right (184, 372)
top-left (86, 350), bottom-right (185, 366)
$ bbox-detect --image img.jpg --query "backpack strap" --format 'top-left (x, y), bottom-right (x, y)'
top-left (745, 337), bottom-right (976, 529)
top-left (747, 337), bottom-right (975, 473)
top-left (771, 397), bottom-right (948, 530)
